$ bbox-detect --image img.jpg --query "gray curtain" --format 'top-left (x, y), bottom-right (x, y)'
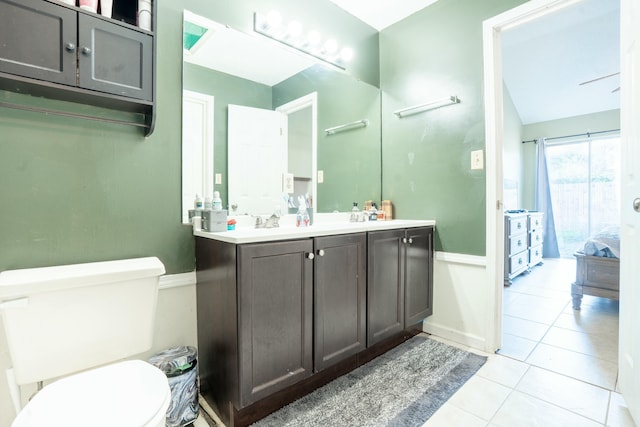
top-left (535, 138), bottom-right (560, 258)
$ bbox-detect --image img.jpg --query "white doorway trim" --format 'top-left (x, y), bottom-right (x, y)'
top-left (482, 0), bottom-right (588, 352)
top-left (276, 92), bottom-right (318, 211)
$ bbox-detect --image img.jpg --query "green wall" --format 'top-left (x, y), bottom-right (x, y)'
top-left (0, 0), bottom-right (544, 273)
top-left (0, 2), bottom-right (190, 273)
top-left (0, 0), bottom-right (380, 273)
top-left (379, 0), bottom-right (526, 255)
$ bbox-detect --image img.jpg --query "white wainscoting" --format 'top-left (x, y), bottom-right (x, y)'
top-left (423, 252), bottom-right (492, 352)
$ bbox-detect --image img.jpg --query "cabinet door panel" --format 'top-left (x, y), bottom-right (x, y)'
top-left (238, 240), bottom-right (313, 407)
top-left (405, 227), bottom-right (434, 325)
top-left (0, 0), bottom-right (77, 86)
top-left (314, 234), bottom-right (366, 372)
top-left (78, 14), bottom-right (152, 100)
top-left (367, 229), bottom-right (405, 346)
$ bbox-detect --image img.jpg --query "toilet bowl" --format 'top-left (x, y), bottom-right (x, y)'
top-left (12, 360), bottom-right (171, 427)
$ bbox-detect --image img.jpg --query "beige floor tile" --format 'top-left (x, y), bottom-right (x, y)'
top-left (476, 354), bottom-right (529, 388)
top-left (607, 392), bottom-right (637, 427)
top-left (542, 326), bottom-right (618, 362)
top-left (491, 391), bottom-right (603, 427)
top-left (503, 315), bottom-right (551, 342)
top-left (497, 333), bottom-right (538, 361)
top-left (422, 402), bottom-right (488, 427)
top-left (447, 375), bottom-right (511, 421)
top-left (503, 301), bottom-right (564, 325)
top-left (515, 366), bottom-right (610, 423)
top-left (554, 310), bottom-right (619, 337)
top-left (526, 343), bottom-right (618, 390)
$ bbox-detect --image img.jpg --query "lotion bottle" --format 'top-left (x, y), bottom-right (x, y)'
top-left (212, 191), bottom-right (223, 211)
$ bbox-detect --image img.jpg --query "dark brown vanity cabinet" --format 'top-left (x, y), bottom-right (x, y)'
top-left (313, 233), bottom-right (366, 372)
top-left (0, 0), bottom-right (154, 132)
top-left (367, 227), bottom-right (434, 346)
top-left (196, 227), bottom-right (432, 426)
top-left (237, 239), bottom-right (314, 407)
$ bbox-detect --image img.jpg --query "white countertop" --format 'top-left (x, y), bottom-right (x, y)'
top-left (194, 213), bottom-right (435, 244)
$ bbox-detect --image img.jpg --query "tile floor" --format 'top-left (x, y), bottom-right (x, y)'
top-left (424, 258), bottom-right (636, 427)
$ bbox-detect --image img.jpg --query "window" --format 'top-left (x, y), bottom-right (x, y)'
top-left (546, 135), bottom-right (620, 257)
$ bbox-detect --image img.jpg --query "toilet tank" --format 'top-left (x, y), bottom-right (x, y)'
top-left (0, 257), bottom-right (165, 385)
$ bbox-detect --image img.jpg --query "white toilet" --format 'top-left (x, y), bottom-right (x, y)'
top-left (0, 257), bottom-right (172, 427)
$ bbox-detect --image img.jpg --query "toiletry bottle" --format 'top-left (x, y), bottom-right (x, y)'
top-left (382, 200), bottom-right (393, 221)
top-left (194, 194), bottom-right (203, 210)
top-left (369, 203), bottom-right (378, 221)
top-left (212, 191), bottom-right (223, 211)
top-left (350, 202), bottom-right (359, 222)
top-left (204, 196), bottom-right (212, 211)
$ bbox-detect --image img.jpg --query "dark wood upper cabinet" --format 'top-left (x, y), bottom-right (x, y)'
top-left (78, 14), bottom-right (153, 100)
top-left (314, 233), bottom-right (366, 372)
top-left (0, 0), bottom-right (77, 85)
top-left (0, 0), bottom-right (155, 134)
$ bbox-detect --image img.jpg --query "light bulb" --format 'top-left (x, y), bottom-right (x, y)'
top-left (265, 10), bottom-right (282, 29)
top-left (340, 47), bottom-right (354, 62)
top-left (307, 30), bottom-right (321, 46)
top-left (288, 20), bottom-right (303, 38)
top-left (324, 39), bottom-right (338, 54)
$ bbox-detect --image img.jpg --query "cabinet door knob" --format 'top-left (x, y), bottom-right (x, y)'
top-left (408, 238), bottom-right (413, 244)
top-left (65, 42), bottom-right (76, 52)
top-left (306, 253), bottom-right (315, 260)
top-left (82, 46), bottom-right (92, 56)
top-left (317, 249), bottom-right (325, 257)
top-left (402, 237), bottom-right (407, 244)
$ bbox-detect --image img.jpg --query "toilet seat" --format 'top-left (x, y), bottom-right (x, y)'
top-left (12, 360), bottom-right (171, 427)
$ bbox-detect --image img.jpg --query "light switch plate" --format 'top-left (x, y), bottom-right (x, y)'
top-left (215, 173), bottom-right (222, 184)
top-left (471, 150), bottom-right (484, 170)
top-left (283, 173), bottom-right (294, 193)
top-left (318, 170), bottom-right (324, 183)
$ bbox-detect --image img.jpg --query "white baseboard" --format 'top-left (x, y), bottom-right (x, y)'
top-left (159, 271), bottom-right (197, 290)
top-left (435, 251), bottom-right (487, 266)
top-left (422, 322), bottom-right (487, 350)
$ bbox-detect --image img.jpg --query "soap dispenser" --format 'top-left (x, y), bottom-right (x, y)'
top-left (350, 202), bottom-right (360, 222)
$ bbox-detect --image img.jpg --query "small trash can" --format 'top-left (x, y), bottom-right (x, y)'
top-left (149, 346), bottom-right (199, 427)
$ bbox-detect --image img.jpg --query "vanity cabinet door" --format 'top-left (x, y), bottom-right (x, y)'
top-left (404, 227), bottom-right (434, 326)
top-left (78, 13), bottom-right (153, 100)
top-left (0, 0), bottom-right (77, 86)
top-left (367, 229), bottom-right (405, 346)
top-left (237, 239), bottom-right (313, 407)
top-left (314, 233), bottom-right (366, 372)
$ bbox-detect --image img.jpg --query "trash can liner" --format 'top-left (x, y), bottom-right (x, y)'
top-left (149, 346), bottom-right (198, 427)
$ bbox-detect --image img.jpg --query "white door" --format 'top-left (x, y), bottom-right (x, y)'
top-left (228, 104), bottom-right (287, 215)
top-left (618, 0), bottom-right (640, 423)
top-left (182, 90), bottom-right (214, 223)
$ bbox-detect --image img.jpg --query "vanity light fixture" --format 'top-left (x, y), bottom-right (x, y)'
top-left (394, 95), bottom-right (461, 118)
top-left (254, 11), bottom-right (353, 70)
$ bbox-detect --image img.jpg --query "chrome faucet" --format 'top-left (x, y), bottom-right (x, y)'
top-left (255, 213), bottom-right (280, 228)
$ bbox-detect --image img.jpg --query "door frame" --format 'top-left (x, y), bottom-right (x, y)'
top-left (483, 0), bottom-right (604, 352)
top-left (276, 92), bottom-right (318, 212)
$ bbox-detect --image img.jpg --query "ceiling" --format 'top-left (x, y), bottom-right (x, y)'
top-left (330, 0), bottom-right (620, 124)
top-left (501, 0), bottom-right (620, 124)
top-left (185, 0), bottom-right (620, 125)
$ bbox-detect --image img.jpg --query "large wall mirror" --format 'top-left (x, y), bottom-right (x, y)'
top-left (182, 9), bottom-right (382, 217)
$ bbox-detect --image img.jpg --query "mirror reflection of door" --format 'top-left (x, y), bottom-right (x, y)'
top-left (228, 104), bottom-right (287, 215)
top-left (182, 90), bottom-right (214, 223)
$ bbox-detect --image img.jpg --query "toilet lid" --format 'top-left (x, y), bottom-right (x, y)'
top-left (13, 360), bottom-right (171, 427)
